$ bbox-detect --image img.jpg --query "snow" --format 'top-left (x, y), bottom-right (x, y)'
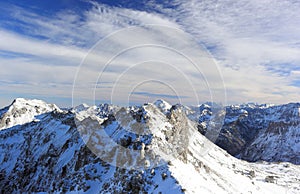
top-left (74, 103), bottom-right (89, 112)
top-left (0, 99), bottom-right (299, 193)
top-left (0, 98), bottom-right (61, 130)
top-left (153, 99), bottom-right (172, 114)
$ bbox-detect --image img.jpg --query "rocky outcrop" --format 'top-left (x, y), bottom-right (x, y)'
top-left (197, 103), bottom-right (300, 164)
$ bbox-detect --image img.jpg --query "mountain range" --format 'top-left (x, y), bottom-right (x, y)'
top-left (0, 98), bottom-right (299, 193)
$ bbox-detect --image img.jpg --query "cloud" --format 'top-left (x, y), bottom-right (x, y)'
top-left (132, 92), bottom-right (188, 99)
top-left (1, 0), bottom-right (300, 107)
top-left (0, 30), bottom-right (86, 62)
top-left (0, 1), bottom-right (187, 107)
top-left (73, 25), bottom-right (225, 106)
top-left (152, 0), bottom-right (300, 104)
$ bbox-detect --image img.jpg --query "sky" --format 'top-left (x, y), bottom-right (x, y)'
top-left (0, 0), bottom-right (300, 108)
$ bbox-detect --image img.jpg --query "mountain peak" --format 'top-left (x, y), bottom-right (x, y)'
top-left (0, 98), bottom-right (61, 130)
top-left (153, 99), bottom-right (172, 114)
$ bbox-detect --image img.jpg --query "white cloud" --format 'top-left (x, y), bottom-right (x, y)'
top-left (1, 0), bottom-right (300, 107)
top-left (154, 0), bottom-right (300, 104)
top-left (72, 24), bottom-right (225, 106)
top-left (0, 30), bottom-right (86, 61)
top-left (0, 2), bottom-right (189, 107)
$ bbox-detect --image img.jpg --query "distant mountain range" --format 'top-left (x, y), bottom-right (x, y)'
top-left (196, 102), bottom-right (300, 164)
top-left (0, 98), bottom-right (299, 193)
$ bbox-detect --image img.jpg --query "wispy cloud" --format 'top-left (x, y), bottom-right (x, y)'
top-left (0, 0), bottom-right (300, 107)
top-left (132, 91), bottom-right (188, 99)
top-left (0, 1), bottom-right (183, 107)
top-left (157, 0), bottom-right (300, 103)
top-left (0, 30), bottom-right (86, 61)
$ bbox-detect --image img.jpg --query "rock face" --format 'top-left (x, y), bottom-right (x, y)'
top-left (0, 98), bottom-right (299, 193)
top-left (197, 103), bottom-right (300, 164)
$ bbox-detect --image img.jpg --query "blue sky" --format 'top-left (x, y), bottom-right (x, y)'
top-left (0, 0), bottom-right (300, 107)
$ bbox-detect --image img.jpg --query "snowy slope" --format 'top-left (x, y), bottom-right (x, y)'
top-left (0, 99), bottom-right (299, 193)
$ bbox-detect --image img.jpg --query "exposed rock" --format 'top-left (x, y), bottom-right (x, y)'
top-left (196, 103), bottom-right (300, 164)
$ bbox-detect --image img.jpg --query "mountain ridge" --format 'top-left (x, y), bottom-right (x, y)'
top-left (0, 98), bottom-right (299, 193)
top-left (196, 101), bottom-right (300, 164)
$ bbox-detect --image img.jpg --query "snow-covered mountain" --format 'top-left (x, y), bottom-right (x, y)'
top-left (0, 98), bottom-right (60, 130)
top-left (197, 103), bottom-right (300, 164)
top-left (0, 98), bottom-right (299, 193)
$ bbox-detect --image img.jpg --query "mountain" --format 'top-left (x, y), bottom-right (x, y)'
top-left (0, 98), bottom-right (60, 130)
top-left (197, 103), bottom-right (300, 164)
top-left (0, 98), bottom-right (299, 193)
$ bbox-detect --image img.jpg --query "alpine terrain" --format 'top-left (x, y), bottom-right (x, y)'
top-left (0, 98), bottom-right (299, 193)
